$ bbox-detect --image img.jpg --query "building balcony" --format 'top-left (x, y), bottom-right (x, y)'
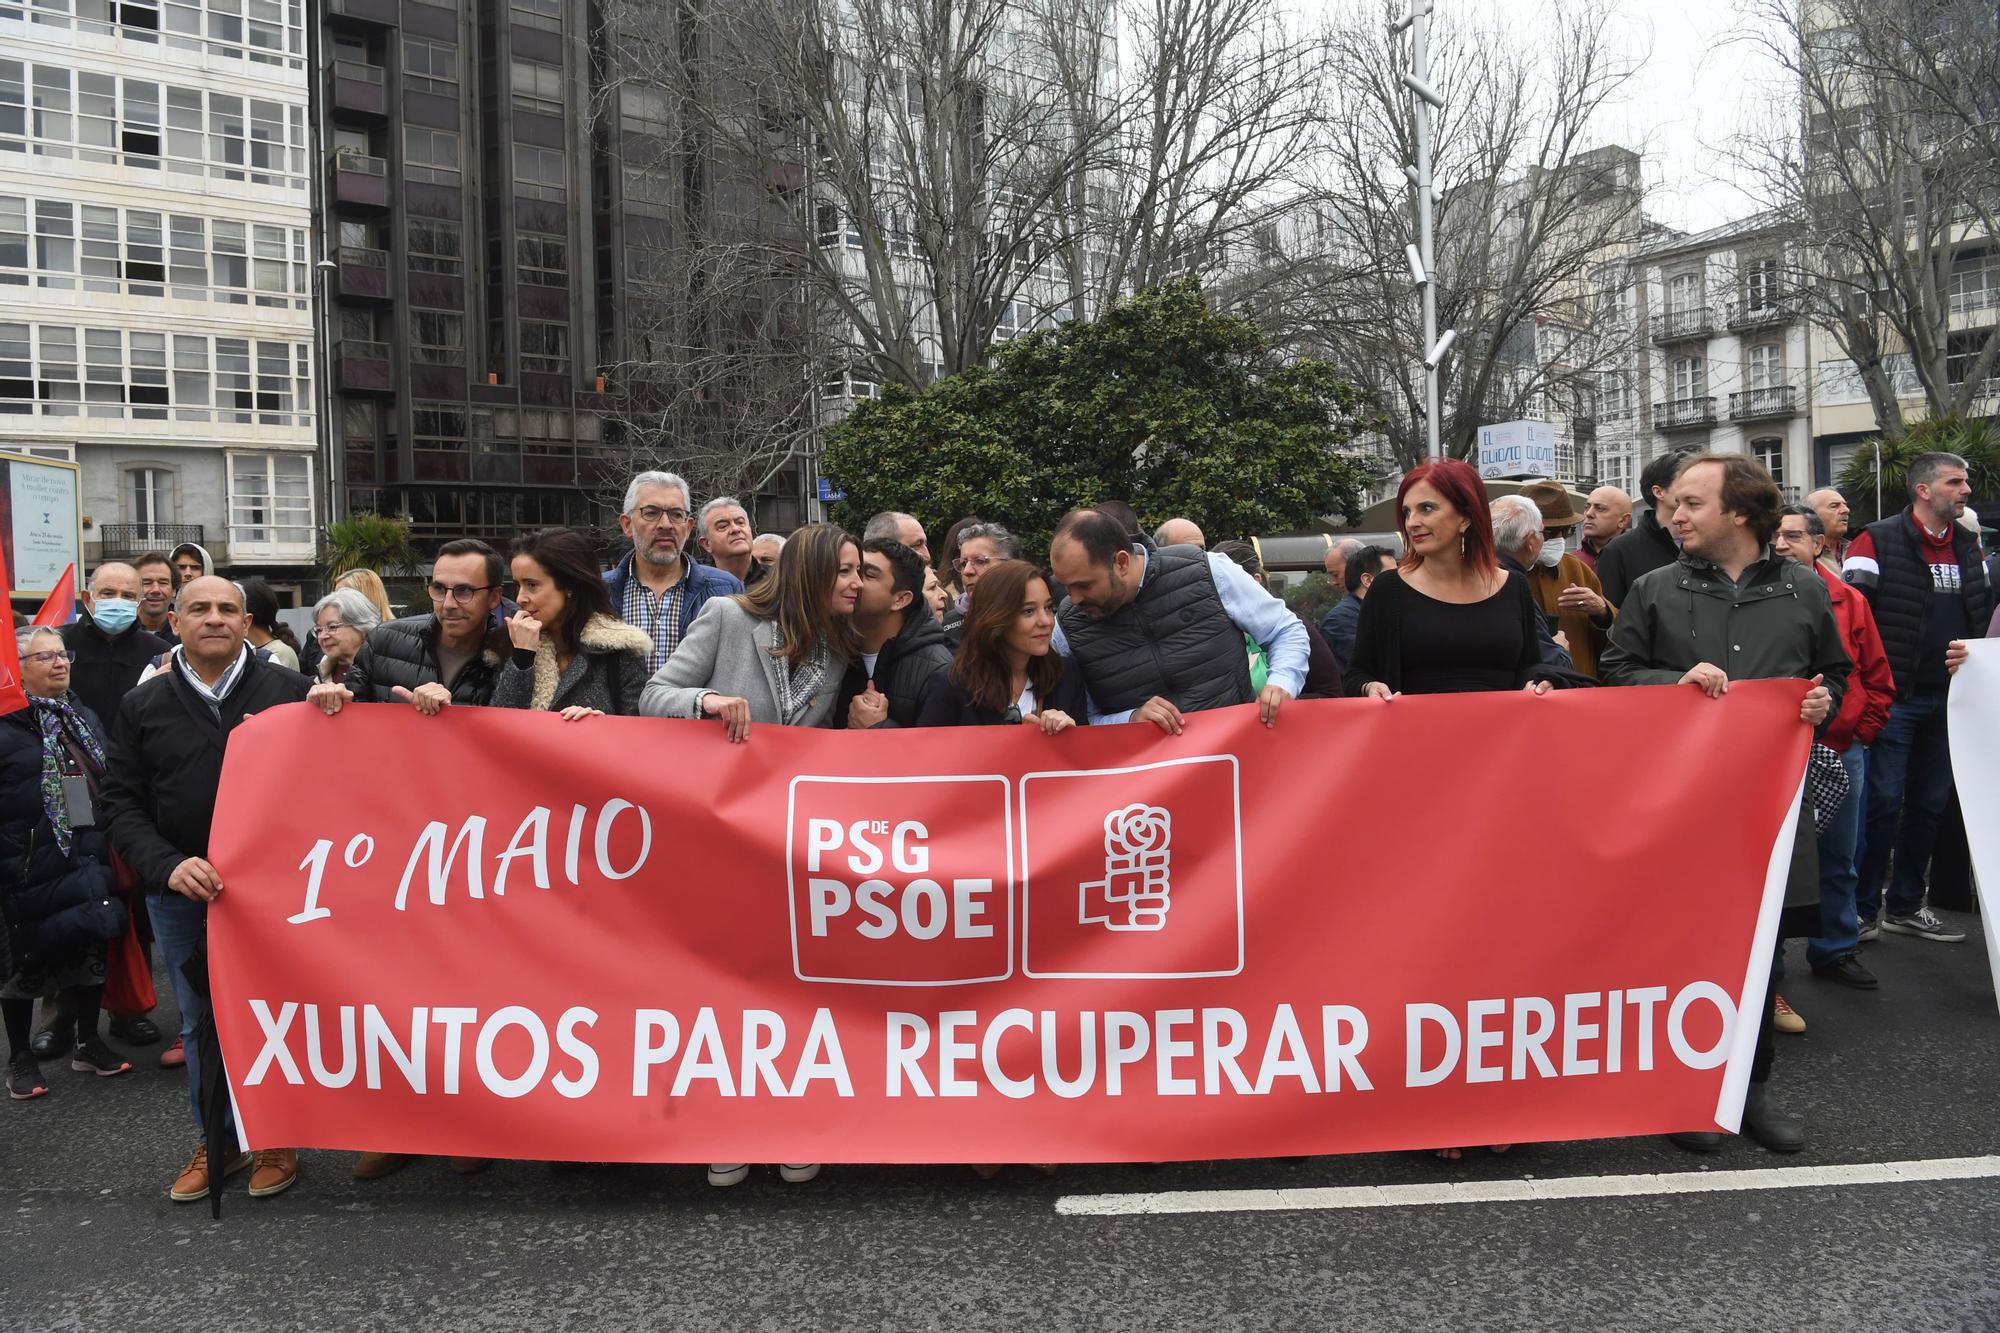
top-left (1728, 294), bottom-right (1796, 332)
top-left (95, 523), bottom-right (203, 562)
top-left (328, 0), bottom-right (397, 27)
top-left (1653, 396), bottom-right (1716, 431)
top-left (332, 152), bottom-right (390, 210)
top-left (331, 61), bottom-right (388, 119)
top-left (1650, 306), bottom-right (1715, 344)
top-left (335, 245), bottom-right (391, 301)
top-left (336, 339), bottom-right (395, 393)
top-left (1729, 385), bottom-right (1800, 421)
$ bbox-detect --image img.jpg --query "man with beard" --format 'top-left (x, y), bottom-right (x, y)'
top-left (604, 472), bottom-right (742, 675)
top-left (133, 552), bottom-right (176, 636)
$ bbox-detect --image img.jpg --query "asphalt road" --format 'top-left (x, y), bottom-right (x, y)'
top-left (4, 913), bottom-right (1997, 1332)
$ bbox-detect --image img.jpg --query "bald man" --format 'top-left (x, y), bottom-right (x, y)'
top-left (1153, 517), bottom-right (1206, 549)
top-left (104, 574), bottom-right (312, 1204)
top-left (1324, 537), bottom-right (1365, 587)
top-left (1577, 486), bottom-right (1632, 573)
top-left (62, 561), bottom-right (173, 725)
top-left (1806, 488), bottom-right (1850, 571)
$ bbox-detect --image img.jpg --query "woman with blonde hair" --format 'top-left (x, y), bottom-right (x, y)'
top-left (334, 568), bottom-right (395, 622)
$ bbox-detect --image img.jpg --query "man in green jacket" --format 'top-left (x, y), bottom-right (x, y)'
top-left (1600, 452), bottom-right (1852, 1155)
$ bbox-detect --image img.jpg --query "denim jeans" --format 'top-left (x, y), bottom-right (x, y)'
top-left (1807, 746), bottom-right (1866, 968)
top-left (148, 891), bottom-right (231, 1138)
top-left (1856, 690), bottom-right (1953, 922)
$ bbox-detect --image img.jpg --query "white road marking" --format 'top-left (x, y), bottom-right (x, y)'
top-left (1054, 1155), bottom-right (2000, 1216)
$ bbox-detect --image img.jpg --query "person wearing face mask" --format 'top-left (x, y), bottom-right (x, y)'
top-left (60, 563), bottom-right (172, 726)
top-left (1510, 483), bottom-right (1615, 680)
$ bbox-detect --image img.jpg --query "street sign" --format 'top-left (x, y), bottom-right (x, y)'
top-left (817, 477), bottom-right (846, 503)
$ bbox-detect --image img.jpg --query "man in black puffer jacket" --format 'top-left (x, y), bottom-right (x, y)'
top-left (313, 540), bottom-right (510, 717)
top-left (838, 538), bottom-right (953, 728)
top-left (103, 576), bottom-right (311, 1202)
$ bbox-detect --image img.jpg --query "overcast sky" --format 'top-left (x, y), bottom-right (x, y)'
top-left (1293, 0), bottom-right (1793, 234)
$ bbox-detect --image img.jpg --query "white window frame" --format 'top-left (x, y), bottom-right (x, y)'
top-left (225, 449), bottom-right (314, 559)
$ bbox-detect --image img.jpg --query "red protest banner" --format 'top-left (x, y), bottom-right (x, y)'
top-left (207, 683), bottom-right (1808, 1162)
top-left (0, 543), bottom-right (32, 716)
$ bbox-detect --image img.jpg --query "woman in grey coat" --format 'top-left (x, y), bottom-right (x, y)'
top-left (494, 527), bottom-right (653, 718)
top-left (638, 521), bottom-right (861, 1189)
top-left (640, 522), bottom-right (863, 741)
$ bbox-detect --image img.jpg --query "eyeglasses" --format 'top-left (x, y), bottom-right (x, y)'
top-left (634, 505), bottom-right (690, 525)
top-left (316, 622), bottom-right (354, 637)
top-left (427, 581), bottom-right (498, 605)
top-left (954, 555), bottom-right (1001, 573)
top-left (21, 650), bottom-right (75, 666)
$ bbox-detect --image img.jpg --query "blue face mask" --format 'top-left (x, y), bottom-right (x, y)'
top-left (91, 598), bottom-right (139, 634)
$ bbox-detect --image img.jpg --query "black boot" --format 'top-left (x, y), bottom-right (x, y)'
top-left (1741, 1083), bottom-right (1806, 1153)
top-left (29, 998), bottom-right (74, 1060)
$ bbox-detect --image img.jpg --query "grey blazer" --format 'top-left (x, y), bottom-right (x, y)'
top-left (639, 596), bottom-right (845, 728)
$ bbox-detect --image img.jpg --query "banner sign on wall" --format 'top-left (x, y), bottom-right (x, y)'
top-left (0, 451), bottom-right (82, 600)
top-left (208, 686), bottom-right (1810, 1163)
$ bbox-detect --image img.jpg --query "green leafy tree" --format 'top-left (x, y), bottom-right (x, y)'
top-left (822, 282), bottom-right (1375, 548)
top-left (1834, 416), bottom-right (2000, 528)
top-left (323, 511), bottom-right (422, 581)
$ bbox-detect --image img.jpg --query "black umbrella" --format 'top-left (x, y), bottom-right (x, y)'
top-left (180, 947), bottom-right (231, 1220)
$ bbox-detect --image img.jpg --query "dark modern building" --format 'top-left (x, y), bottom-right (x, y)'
top-left (318, 0), bottom-right (814, 552)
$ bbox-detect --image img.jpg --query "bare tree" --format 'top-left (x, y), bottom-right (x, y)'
top-left (1276, 0), bottom-right (1645, 472)
top-left (1737, 0), bottom-right (2000, 438)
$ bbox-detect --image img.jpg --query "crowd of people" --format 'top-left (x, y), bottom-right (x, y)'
top-left (2, 452), bottom-right (1993, 1198)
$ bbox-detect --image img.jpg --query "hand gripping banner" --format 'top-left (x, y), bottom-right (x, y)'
top-left (207, 683), bottom-right (1810, 1162)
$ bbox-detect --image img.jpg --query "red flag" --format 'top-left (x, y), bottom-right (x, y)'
top-left (0, 544), bottom-right (30, 715)
top-left (31, 561), bottom-right (75, 627)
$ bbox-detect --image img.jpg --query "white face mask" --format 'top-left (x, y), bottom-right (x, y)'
top-left (1536, 536), bottom-right (1567, 567)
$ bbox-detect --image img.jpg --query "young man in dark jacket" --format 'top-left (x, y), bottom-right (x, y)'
top-left (1840, 451), bottom-right (1991, 945)
top-left (1598, 450), bottom-right (1686, 609)
top-left (1600, 454), bottom-right (1849, 1155)
top-left (102, 576), bottom-right (312, 1203)
top-left (839, 539), bottom-right (953, 728)
top-left (309, 540), bottom-right (510, 717)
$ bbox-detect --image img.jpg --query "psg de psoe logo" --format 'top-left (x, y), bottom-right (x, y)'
top-left (1078, 803), bottom-right (1174, 932)
top-left (1021, 755), bottom-right (1244, 980)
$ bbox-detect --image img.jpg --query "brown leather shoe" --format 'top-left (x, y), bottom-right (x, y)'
top-left (247, 1148), bottom-right (299, 1198)
top-left (447, 1157), bottom-right (493, 1175)
top-left (169, 1142), bottom-right (249, 1202)
top-left (353, 1151), bottom-right (417, 1180)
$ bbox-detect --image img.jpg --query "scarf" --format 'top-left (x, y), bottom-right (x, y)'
top-left (768, 619), bottom-right (834, 725)
top-left (33, 693), bottom-right (107, 856)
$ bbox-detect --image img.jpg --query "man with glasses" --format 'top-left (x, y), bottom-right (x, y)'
top-left (307, 539), bottom-right (510, 716)
top-left (604, 471), bottom-right (742, 675)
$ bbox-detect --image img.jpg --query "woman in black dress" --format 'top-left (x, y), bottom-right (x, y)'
top-left (1344, 458), bottom-right (1554, 701)
top-left (1343, 458), bottom-right (1551, 1161)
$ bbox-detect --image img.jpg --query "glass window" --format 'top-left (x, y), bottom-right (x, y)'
top-left (32, 66), bottom-right (74, 158)
top-left (169, 214), bottom-right (205, 295)
top-left (172, 333), bottom-right (208, 418)
top-left (0, 195), bottom-right (24, 283)
top-left (407, 218), bottom-right (461, 274)
top-left (84, 326), bottom-right (122, 416)
top-left (37, 325), bottom-right (77, 414)
top-left (33, 200), bottom-right (72, 286)
top-left (1666, 271), bottom-right (1701, 315)
top-left (404, 37), bottom-right (458, 91)
top-left (0, 62), bottom-right (25, 152)
top-left (209, 93), bottom-right (245, 177)
top-left (0, 321), bottom-right (28, 411)
top-left (212, 219), bottom-right (247, 299)
top-left (1671, 355), bottom-right (1704, 400)
top-left (216, 336), bottom-right (251, 421)
top-left (404, 126), bottom-right (460, 182)
top-left (517, 233), bottom-right (566, 286)
top-left (1746, 343), bottom-right (1783, 391)
top-left (510, 58), bottom-right (562, 116)
top-left (129, 468), bottom-right (173, 527)
top-left (519, 319), bottom-right (568, 373)
top-left (228, 452), bottom-right (312, 548)
top-left (1752, 437), bottom-right (1784, 487)
top-left (165, 87), bottom-right (201, 172)
top-left (130, 331), bottom-right (167, 416)
top-left (512, 143), bottom-right (565, 201)
top-left (126, 209), bottom-right (164, 290)
top-left (411, 310), bottom-right (464, 365)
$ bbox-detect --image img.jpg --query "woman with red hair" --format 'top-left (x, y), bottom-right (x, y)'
top-left (1342, 459), bottom-right (1553, 700)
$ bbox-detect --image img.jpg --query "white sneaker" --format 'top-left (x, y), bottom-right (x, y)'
top-left (707, 1163), bottom-right (749, 1187)
top-left (779, 1163), bottom-right (821, 1183)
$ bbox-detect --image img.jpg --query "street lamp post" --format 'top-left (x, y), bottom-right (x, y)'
top-left (1396, 2), bottom-right (1450, 460)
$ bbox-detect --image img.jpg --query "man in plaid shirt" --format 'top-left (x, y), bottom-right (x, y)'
top-left (602, 470), bottom-right (744, 675)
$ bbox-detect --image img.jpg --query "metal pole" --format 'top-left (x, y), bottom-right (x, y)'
top-left (1413, 4), bottom-right (1440, 460)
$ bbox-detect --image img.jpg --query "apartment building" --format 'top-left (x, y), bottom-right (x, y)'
top-left (1631, 213), bottom-right (1814, 500)
top-left (1, 0), bottom-right (319, 587)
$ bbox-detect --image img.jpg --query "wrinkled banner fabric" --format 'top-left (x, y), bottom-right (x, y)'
top-left (208, 683), bottom-right (1809, 1162)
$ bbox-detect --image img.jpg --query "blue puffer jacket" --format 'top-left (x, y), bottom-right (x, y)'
top-left (0, 700), bottom-right (118, 977)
